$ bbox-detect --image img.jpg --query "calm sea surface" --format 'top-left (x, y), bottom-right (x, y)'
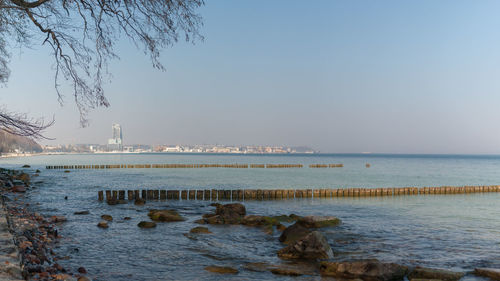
top-left (1, 153), bottom-right (500, 280)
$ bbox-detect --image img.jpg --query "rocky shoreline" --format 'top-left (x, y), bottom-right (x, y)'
top-left (0, 168), bottom-right (90, 281)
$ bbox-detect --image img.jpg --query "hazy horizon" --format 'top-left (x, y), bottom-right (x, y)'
top-left (2, 0), bottom-right (500, 154)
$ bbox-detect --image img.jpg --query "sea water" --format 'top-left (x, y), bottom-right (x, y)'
top-left (1, 153), bottom-right (500, 280)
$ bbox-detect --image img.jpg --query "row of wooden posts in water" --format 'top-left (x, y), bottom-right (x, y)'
top-left (46, 163), bottom-right (345, 169)
top-left (98, 185), bottom-right (500, 202)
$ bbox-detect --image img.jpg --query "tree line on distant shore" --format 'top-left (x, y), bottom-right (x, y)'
top-left (0, 130), bottom-right (42, 154)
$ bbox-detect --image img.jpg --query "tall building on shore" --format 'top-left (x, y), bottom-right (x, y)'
top-left (107, 123), bottom-right (123, 151)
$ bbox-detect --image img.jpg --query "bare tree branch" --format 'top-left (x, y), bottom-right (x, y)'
top-left (0, 0), bottom-right (204, 136)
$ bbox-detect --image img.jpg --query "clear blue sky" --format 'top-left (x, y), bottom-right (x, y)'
top-left (1, 0), bottom-right (500, 153)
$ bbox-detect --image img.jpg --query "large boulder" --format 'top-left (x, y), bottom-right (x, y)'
top-left (277, 231), bottom-right (333, 260)
top-left (215, 203), bottom-right (246, 224)
top-left (297, 216), bottom-right (341, 228)
top-left (474, 268), bottom-right (500, 280)
top-left (320, 260), bottom-right (408, 281)
top-left (148, 209), bottom-right (184, 222)
top-left (408, 266), bottom-right (464, 281)
top-left (279, 223), bottom-right (312, 244)
top-left (202, 203), bottom-right (246, 224)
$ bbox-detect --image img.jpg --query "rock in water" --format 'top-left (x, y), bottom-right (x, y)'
top-left (297, 216), bottom-right (341, 228)
top-left (134, 198), bottom-right (146, 205)
top-left (22, 164), bottom-right (31, 168)
top-left (320, 260), bottom-right (408, 281)
top-left (74, 211), bottom-right (90, 215)
top-left (474, 268), bottom-right (500, 280)
top-left (204, 266), bottom-right (239, 274)
top-left (101, 214), bottom-right (113, 221)
top-left (408, 266), bottom-right (465, 281)
top-left (215, 203), bottom-right (246, 224)
top-left (11, 186), bottom-right (26, 193)
top-left (148, 209), bottom-right (184, 222)
top-left (189, 227), bottom-right (212, 234)
top-left (106, 199), bottom-right (118, 205)
top-left (50, 216), bottom-right (67, 223)
top-left (271, 267), bottom-right (303, 276)
top-left (277, 231), bottom-right (333, 260)
top-left (279, 223), bottom-right (311, 244)
top-left (97, 221), bottom-right (109, 228)
top-left (138, 221), bottom-right (156, 228)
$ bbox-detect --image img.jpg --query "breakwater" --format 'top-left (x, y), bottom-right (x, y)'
top-left (45, 163), bottom-right (346, 169)
top-left (98, 185), bottom-right (500, 202)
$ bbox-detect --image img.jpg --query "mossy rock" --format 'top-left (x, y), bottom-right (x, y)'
top-left (273, 214), bottom-right (300, 223)
top-left (148, 209), bottom-right (185, 222)
top-left (190, 226), bottom-right (212, 234)
top-left (22, 165), bottom-right (30, 168)
top-left (297, 216), bottom-right (341, 228)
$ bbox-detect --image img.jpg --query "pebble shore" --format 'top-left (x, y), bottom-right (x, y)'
top-left (0, 168), bottom-right (90, 281)
top-left (0, 203), bottom-right (24, 280)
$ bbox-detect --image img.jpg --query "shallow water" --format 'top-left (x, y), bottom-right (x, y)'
top-left (2, 153), bottom-right (500, 280)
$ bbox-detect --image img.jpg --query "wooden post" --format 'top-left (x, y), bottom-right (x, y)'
top-left (181, 190), bottom-right (188, 200)
top-left (147, 190), bottom-right (154, 200)
top-left (244, 190), bottom-right (252, 200)
top-left (134, 190), bottom-right (140, 200)
top-left (160, 190), bottom-right (167, 200)
top-left (211, 189), bottom-right (218, 200)
top-left (171, 190), bottom-right (179, 200)
top-left (197, 190), bottom-right (204, 200)
top-left (294, 190), bottom-right (301, 198)
top-left (141, 190), bottom-right (147, 199)
top-left (329, 189), bottom-right (337, 197)
top-left (348, 188), bottom-right (355, 197)
top-left (306, 189), bottom-right (312, 198)
top-left (167, 190), bottom-right (173, 200)
top-left (204, 190), bottom-right (211, 200)
top-left (98, 191), bottom-right (104, 201)
top-left (256, 190), bottom-right (263, 200)
top-left (353, 188), bottom-right (360, 197)
top-left (224, 190), bottom-right (231, 200)
top-left (313, 189), bottom-right (320, 198)
top-left (127, 190), bottom-right (134, 200)
top-left (153, 190), bottom-right (159, 200)
top-left (189, 190), bottom-right (196, 200)
top-left (231, 190), bottom-right (238, 201)
top-left (319, 189), bottom-right (328, 198)
top-left (238, 190), bottom-right (244, 200)
top-left (218, 190), bottom-right (224, 200)
top-left (269, 190), bottom-right (276, 199)
top-left (112, 190), bottom-right (118, 200)
top-left (250, 190), bottom-right (257, 200)
top-left (262, 190), bottom-right (269, 200)
top-left (275, 190), bottom-right (283, 200)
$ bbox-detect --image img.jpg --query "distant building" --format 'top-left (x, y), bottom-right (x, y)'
top-left (107, 123), bottom-right (123, 151)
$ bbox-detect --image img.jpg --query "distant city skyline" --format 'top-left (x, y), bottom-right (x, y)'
top-left (2, 1), bottom-right (500, 154)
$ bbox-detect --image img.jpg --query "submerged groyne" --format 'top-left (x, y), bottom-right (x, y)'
top-left (46, 163), bottom-right (345, 169)
top-left (98, 185), bottom-right (500, 202)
